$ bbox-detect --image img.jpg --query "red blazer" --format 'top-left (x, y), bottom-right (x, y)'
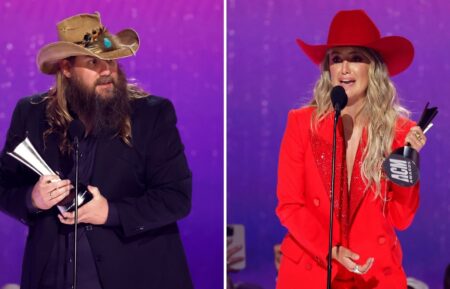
top-left (276, 107), bottom-right (419, 289)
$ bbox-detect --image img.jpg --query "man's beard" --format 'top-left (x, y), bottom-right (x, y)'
top-left (64, 67), bottom-right (130, 136)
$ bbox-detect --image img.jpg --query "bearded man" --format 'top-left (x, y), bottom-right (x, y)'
top-left (0, 12), bottom-right (193, 289)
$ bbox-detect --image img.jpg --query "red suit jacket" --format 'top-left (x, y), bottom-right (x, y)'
top-left (276, 107), bottom-right (419, 289)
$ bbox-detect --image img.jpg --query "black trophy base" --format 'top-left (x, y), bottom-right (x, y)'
top-left (57, 183), bottom-right (93, 213)
top-left (382, 146), bottom-right (420, 187)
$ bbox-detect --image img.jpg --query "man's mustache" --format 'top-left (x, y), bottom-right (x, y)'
top-left (95, 76), bottom-right (115, 86)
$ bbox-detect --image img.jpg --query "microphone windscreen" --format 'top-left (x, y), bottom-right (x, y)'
top-left (331, 86), bottom-right (348, 111)
top-left (68, 119), bottom-right (85, 141)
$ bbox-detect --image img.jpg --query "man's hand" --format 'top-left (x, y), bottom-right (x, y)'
top-left (58, 185), bottom-right (109, 225)
top-left (332, 246), bottom-right (374, 274)
top-left (31, 175), bottom-right (72, 210)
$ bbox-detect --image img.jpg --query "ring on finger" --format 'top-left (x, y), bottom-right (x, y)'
top-left (352, 265), bottom-right (363, 274)
top-left (414, 131), bottom-right (423, 141)
top-left (49, 187), bottom-right (58, 198)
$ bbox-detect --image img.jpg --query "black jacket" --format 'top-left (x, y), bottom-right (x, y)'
top-left (0, 94), bottom-right (193, 289)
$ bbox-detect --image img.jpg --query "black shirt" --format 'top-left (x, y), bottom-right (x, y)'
top-left (40, 135), bottom-right (103, 289)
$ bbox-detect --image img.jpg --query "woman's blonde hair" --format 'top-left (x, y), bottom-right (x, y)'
top-left (309, 47), bottom-right (410, 197)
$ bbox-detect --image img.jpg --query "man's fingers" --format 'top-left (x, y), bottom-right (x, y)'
top-left (87, 185), bottom-right (100, 198)
top-left (58, 211), bottom-right (87, 225)
top-left (50, 184), bottom-right (72, 198)
top-left (49, 190), bottom-right (70, 206)
top-left (56, 186), bottom-right (107, 225)
top-left (44, 180), bottom-right (72, 204)
top-left (61, 211), bottom-right (74, 219)
top-left (47, 180), bottom-right (71, 194)
top-left (58, 214), bottom-right (73, 225)
top-left (41, 175), bottom-right (60, 183)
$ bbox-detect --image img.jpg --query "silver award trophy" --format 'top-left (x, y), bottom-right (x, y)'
top-left (7, 137), bottom-right (92, 213)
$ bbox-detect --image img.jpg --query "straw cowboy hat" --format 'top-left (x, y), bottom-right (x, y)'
top-left (296, 9), bottom-right (414, 76)
top-left (37, 12), bottom-right (139, 74)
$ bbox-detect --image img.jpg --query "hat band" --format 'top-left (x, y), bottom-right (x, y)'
top-left (74, 26), bottom-right (119, 53)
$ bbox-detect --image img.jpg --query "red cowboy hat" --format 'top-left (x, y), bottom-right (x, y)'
top-left (296, 10), bottom-right (414, 76)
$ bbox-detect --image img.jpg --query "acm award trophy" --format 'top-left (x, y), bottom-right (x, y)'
top-left (382, 102), bottom-right (438, 186)
top-left (7, 137), bottom-right (92, 213)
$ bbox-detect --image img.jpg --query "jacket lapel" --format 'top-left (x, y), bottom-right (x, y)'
top-left (42, 133), bottom-right (73, 178)
top-left (310, 113), bottom-right (348, 218)
top-left (34, 110), bottom-right (73, 178)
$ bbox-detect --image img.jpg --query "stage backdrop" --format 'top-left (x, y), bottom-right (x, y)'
top-left (0, 1), bottom-right (223, 288)
top-left (228, 1), bottom-right (449, 288)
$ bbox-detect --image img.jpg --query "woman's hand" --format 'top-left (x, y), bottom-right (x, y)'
top-left (332, 246), bottom-right (374, 274)
top-left (405, 126), bottom-right (426, 152)
top-left (226, 239), bottom-right (244, 272)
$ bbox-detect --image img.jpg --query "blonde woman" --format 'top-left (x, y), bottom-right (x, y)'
top-left (276, 10), bottom-right (425, 289)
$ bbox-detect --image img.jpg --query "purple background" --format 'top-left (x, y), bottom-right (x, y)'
top-left (0, 1), bottom-right (223, 288)
top-left (228, 1), bottom-right (449, 289)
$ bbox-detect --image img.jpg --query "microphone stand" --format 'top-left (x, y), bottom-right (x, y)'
top-left (326, 105), bottom-right (341, 289)
top-left (73, 136), bottom-right (79, 289)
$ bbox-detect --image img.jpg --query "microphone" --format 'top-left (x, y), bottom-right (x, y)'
top-left (326, 85), bottom-right (348, 289)
top-left (57, 119), bottom-right (91, 213)
top-left (330, 85), bottom-right (348, 114)
top-left (67, 119), bottom-right (86, 289)
top-left (68, 119), bottom-right (85, 144)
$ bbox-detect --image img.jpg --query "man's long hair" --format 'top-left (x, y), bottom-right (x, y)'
top-left (308, 47), bottom-right (410, 197)
top-left (43, 64), bottom-right (148, 154)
